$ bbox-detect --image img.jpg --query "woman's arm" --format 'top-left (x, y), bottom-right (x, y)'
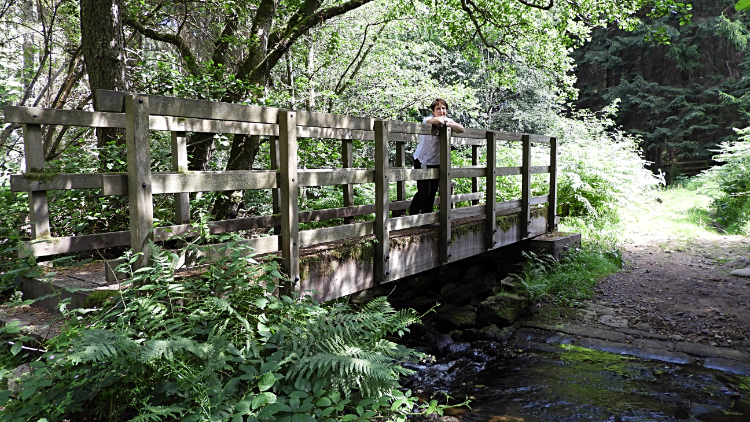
top-left (425, 116), bottom-right (465, 134)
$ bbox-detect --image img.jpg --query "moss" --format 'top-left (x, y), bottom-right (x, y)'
top-left (450, 220), bottom-right (484, 242)
top-left (560, 344), bottom-right (634, 377)
top-left (23, 169), bottom-right (61, 184)
top-left (496, 214), bottom-right (519, 232)
top-left (299, 239), bottom-right (376, 280)
top-left (84, 290), bottom-right (118, 308)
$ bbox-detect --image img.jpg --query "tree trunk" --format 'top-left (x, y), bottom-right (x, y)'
top-left (211, 134), bottom-right (265, 220)
top-left (80, 0), bottom-right (126, 153)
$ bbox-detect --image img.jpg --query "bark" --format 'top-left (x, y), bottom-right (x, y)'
top-left (80, 0), bottom-right (126, 151)
top-left (210, 134), bottom-right (264, 220)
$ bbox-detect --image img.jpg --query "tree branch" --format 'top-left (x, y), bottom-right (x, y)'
top-left (516, 0), bottom-right (553, 10)
top-left (123, 16), bottom-right (202, 77)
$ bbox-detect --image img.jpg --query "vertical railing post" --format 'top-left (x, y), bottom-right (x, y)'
top-left (472, 144), bottom-right (480, 205)
top-left (439, 125), bottom-right (452, 262)
top-left (548, 137), bottom-right (558, 232)
top-left (171, 131), bottom-right (190, 225)
top-left (23, 124), bottom-right (50, 242)
top-left (393, 141), bottom-right (406, 217)
top-left (342, 138), bottom-right (355, 223)
top-left (279, 111), bottom-right (300, 290)
top-left (270, 136), bottom-right (282, 240)
top-left (521, 134), bottom-right (531, 240)
top-left (485, 131), bottom-right (497, 250)
top-left (374, 120), bottom-right (390, 282)
top-left (125, 95), bottom-right (153, 275)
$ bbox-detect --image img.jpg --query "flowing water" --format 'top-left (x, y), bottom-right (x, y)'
top-left (405, 342), bottom-right (750, 421)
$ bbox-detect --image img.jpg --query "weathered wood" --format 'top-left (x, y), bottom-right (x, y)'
top-left (7, 107), bottom-right (126, 128)
top-left (531, 195), bottom-right (549, 205)
top-left (388, 168), bottom-right (439, 182)
top-left (98, 90), bottom-right (280, 123)
top-left (101, 171), bottom-right (278, 195)
top-left (150, 116), bottom-right (278, 135)
top-left (125, 95), bottom-right (153, 273)
top-left (19, 231), bottom-right (130, 257)
top-left (23, 124), bottom-right (50, 240)
top-left (279, 110), bottom-right (300, 290)
top-left (374, 120), bottom-right (390, 282)
top-left (439, 126), bottom-right (452, 263)
top-left (451, 166), bottom-right (485, 179)
top-left (11, 173), bottom-right (103, 192)
top-left (486, 131), bottom-right (497, 250)
top-left (300, 127), bottom-right (370, 140)
top-left (496, 166), bottom-right (522, 176)
top-left (472, 145), bottom-right (480, 205)
top-left (388, 212), bottom-right (439, 231)
top-left (299, 221), bottom-right (375, 247)
top-left (530, 165), bottom-right (550, 174)
top-left (171, 132), bottom-right (190, 225)
top-left (192, 236), bottom-right (281, 264)
top-left (393, 141), bottom-right (406, 217)
top-left (496, 199), bottom-right (522, 213)
top-left (521, 134), bottom-right (531, 240)
top-left (452, 204), bottom-right (485, 219)
top-left (298, 169), bottom-right (374, 186)
top-left (453, 137), bottom-right (485, 146)
top-left (297, 111), bottom-right (374, 131)
top-left (342, 138), bottom-right (354, 224)
top-left (270, 137), bottom-right (282, 237)
top-left (548, 137), bottom-right (558, 231)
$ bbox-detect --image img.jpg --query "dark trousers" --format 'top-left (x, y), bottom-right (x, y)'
top-left (409, 159), bottom-right (440, 215)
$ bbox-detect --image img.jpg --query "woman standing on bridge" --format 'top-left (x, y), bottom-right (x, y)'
top-left (409, 98), bottom-right (465, 215)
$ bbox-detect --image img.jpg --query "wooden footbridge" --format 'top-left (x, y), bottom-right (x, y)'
top-left (6, 91), bottom-right (559, 302)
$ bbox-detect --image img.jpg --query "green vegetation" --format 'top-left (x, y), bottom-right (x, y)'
top-left (0, 241), bottom-right (443, 421)
top-left (511, 247), bottom-right (622, 304)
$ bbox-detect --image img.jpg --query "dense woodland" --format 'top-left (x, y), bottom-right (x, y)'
top-left (0, 0), bottom-right (749, 420)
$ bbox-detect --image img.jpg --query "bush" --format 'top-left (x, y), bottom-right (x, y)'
top-left (0, 240), bottom-right (436, 421)
top-left (695, 127), bottom-right (750, 234)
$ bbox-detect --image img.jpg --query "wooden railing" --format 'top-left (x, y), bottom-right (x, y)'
top-left (6, 90), bottom-right (557, 287)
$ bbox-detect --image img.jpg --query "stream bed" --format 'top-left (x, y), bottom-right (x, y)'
top-left (404, 341), bottom-right (750, 421)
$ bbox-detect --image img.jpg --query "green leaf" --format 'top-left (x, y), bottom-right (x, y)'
top-left (316, 397), bottom-right (332, 407)
top-left (10, 342), bottom-right (22, 356)
top-left (736, 0), bottom-right (750, 11)
top-left (0, 390), bottom-right (13, 406)
top-left (20, 385), bottom-right (36, 401)
top-left (258, 372), bottom-right (276, 391)
top-left (254, 297), bottom-right (268, 309)
top-left (5, 321), bottom-right (21, 334)
top-left (294, 378), bottom-right (311, 392)
top-left (342, 415), bottom-right (359, 421)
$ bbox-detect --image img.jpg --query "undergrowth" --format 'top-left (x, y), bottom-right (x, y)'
top-left (0, 240), bottom-right (449, 421)
top-left (512, 245), bottom-right (622, 305)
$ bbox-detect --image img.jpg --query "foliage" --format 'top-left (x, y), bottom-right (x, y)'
top-left (0, 240), bottom-right (438, 421)
top-left (511, 245), bottom-right (622, 304)
top-left (694, 127), bottom-right (750, 234)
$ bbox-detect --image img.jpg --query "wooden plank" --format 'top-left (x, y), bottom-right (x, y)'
top-left (388, 212), bottom-right (439, 231)
top-left (19, 231), bottom-right (130, 257)
top-left (342, 139), bottom-right (354, 224)
top-left (171, 131), bottom-right (190, 224)
top-left (102, 171), bottom-right (278, 195)
top-left (529, 134), bottom-right (551, 144)
top-left (454, 137), bottom-right (485, 146)
top-left (486, 131), bottom-right (497, 250)
top-left (531, 195), bottom-right (550, 205)
top-left (298, 169), bottom-right (374, 186)
top-left (494, 131), bottom-right (523, 142)
top-left (23, 124), bottom-right (50, 239)
top-left (439, 126), bottom-right (452, 263)
top-left (451, 166), bottom-right (485, 179)
top-left (452, 192), bottom-right (483, 203)
top-left (97, 90), bottom-right (280, 123)
top-left (388, 168), bottom-right (439, 182)
top-left (497, 166), bottom-right (522, 176)
top-left (150, 115), bottom-right (278, 135)
top-left (297, 111), bottom-right (374, 131)
top-left (472, 145), bottom-right (480, 206)
top-left (548, 137), bottom-right (558, 232)
top-left (521, 134), bottom-right (531, 240)
top-left (6, 107), bottom-right (126, 128)
top-left (125, 94), bottom-right (154, 273)
top-left (388, 120), bottom-right (428, 135)
top-left (393, 141), bottom-right (406, 217)
top-left (452, 204), bottom-right (484, 219)
top-left (270, 137), bottom-right (282, 238)
top-left (530, 165), bottom-right (550, 174)
top-left (279, 110), bottom-right (300, 289)
top-left (374, 120), bottom-right (390, 282)
top-left (299, 221), bottom-right (375, 247)
top-left (193, 236), bottom-right (281, 264)
top-left (299, 127), bottom-right (370, 141)
top-left (458, 127), bottom-right (490, 139)
top-left (496, 199), bottom-right (522, 212)
top-left (390, 133), bottom-right (418, 143)
top-left (11, 173), bottom-right (102, 191)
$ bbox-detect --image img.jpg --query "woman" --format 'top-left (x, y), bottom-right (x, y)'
top-left (408, 98), bottom-right (465, 215)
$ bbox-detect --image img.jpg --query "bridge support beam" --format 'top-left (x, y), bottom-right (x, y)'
top-left (374, 120), bottom-right (390, 283)
top-left (439, 126), bottom-right (452, 263)
top-left (279, 111), bottom-right (300, 290)
top-left (125, 95), bottom-right (153, 276)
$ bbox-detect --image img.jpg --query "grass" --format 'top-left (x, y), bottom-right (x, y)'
top-left (512, 246), bottom-right (622, 305)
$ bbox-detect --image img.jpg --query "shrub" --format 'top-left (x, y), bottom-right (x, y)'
top-left (0, 240), bottom-right (435, 421)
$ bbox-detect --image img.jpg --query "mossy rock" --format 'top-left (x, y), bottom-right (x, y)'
top-left (84, 290), bottom-right (118, 308)
top-left (477, 294), bottom-right (530, 326)
top-left (436, 304), bottom-right (477, 330)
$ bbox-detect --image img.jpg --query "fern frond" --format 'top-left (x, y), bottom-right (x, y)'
top-left (68, 329), bottom-right (137, 365)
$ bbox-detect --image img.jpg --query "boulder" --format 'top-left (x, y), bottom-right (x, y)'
top-left (480, 324), bottom-right (516, 342)
top-left (436, 304), bottom-right (477, 330)
top-left (730, 268), bottom-right (750, 278)
top-left (477, 294), bottom-right (529, 326)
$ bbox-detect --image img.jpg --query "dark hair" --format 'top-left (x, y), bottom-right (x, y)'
top-left (430, 98), bottom-right (448, 111)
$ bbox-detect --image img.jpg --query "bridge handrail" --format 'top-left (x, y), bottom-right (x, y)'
top-left (6, 91), bottom-right (557, 286)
